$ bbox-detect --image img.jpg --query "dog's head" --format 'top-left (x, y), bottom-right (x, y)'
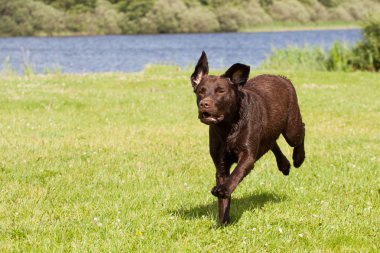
top-left (191, 51), bottom-right (250, 125)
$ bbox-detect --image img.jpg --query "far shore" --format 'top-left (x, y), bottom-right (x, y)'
top-left (0, 22), bottom-right (361, 38)
top-left (240, 22), bottom-right (360, 33)
top-left (241, 25), bottom-right (360, 33)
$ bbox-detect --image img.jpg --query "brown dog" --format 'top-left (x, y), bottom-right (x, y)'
top-left (190, 52), bottom-right (305, 224)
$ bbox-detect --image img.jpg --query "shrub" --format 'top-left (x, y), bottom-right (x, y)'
top-left (340, 0), bottom-right (380, 20)
top-left (328, 6), bottom-right (354, 21)
top-left (65, 0), bottom-right (123, 35)
top-left (328, 0), bottom-right (380, 21)
top-left (93, 0), bottom-right (123, 34)
top-left (65, 10), bottom-right (97, 34)
top-left (261, 14), bottom-right (380, 72)
top-left (307, 0), bottom-right (329, 21)
top-left (326, 41), bottom-right (352, 71)
top-left (259, 0), bottom-right (274, 9)
top-left (0, 15), bottom-right (18, 37)
top-left (0, 0), bottom-right (65, 36)
top-left (31, 0), bottom-right (66, 35)
top-left (36, 0), bottom-right (97, 10)
top-left (144, 0), bottom-right (188, 33)
top-left (133, 17), bottom-right (159, 34)
top-left (243, 0), bottom-right (273, 25)
top-left (318, 0), bottom-right (343, 7)
top-left (127, 0), bottom-right (220, 34)
top-left (270, 0), bottom-right (311, 23)
top-left (117, 0), bottom-right (154, 20)
top-left (350, 14), bottom-right (380, 71)
top-left (180, 5), bottom-right (220, 33)
top-left (215, 6), bottom-right (246, 32)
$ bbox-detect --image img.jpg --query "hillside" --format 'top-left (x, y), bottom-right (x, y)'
top-left (1, 0), bottom-right (380, 36)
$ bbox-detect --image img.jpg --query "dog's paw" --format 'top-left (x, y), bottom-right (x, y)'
top-left (211, 185), bottom-right (230, 198)
top-left (293, 146), bottom-right (305, 168)
top-left (293, 153), bottom-right (305, 168)
top-left (279, 158), bottom-right (291, 176)
top-left (276, 156), bottom-right (291, 176)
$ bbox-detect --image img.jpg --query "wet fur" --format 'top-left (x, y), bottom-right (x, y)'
top-left (191, 52), bottom-right (305, 224)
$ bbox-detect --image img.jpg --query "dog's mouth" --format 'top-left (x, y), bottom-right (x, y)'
top-left (199, 111), bottom-right (224, 125)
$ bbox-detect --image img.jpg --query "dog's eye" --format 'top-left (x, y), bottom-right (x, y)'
top-left (198, 88), bottom-right (206, 96)
top-left (216, 88), bottom-right (225, 94)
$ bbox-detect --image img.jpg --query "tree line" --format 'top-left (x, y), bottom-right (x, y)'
top-left (1, 0), bottom-right (380, 36)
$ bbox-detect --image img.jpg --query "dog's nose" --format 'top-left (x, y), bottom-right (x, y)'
top-left (199, 98), bottom-right (212, 109)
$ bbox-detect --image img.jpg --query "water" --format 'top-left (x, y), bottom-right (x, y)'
top-left (0, 29), bottom-right (361, 74)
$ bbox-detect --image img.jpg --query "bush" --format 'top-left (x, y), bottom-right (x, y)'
top-left (31, 1), bottom-right (66, 35)
top-left (326, 41), bottom-right (352, 71)
top-left (0, 15), bottom-right (18, 37)
top-left (93, 0), bottom-right (123, 34)
top-left (65, 0), bottom-right (123, 35)
top-left (259, 0), bottom-right (274, 9)
top-left (65, 10), bottom-right (98, 34)
top-left (180, 5), bottom-right (220, 33)
top-left (242, 0), bottom-right (273, 25)
top-left (120, 0), bottom-right (220, 34)
top-left (318, 0), bottom-right (342, 7)
top-left (145, 0), bottom-right (187, 33)
top-left (261, 14), bottom-right (380, 72)
top-left (328, 0), bottom-right (380, 21)
top-left (270, 0), bottom-right (311, 23)
top-left (259, 43), bottom-right (355, 72)
top-left (307, 0), bottom-right (329, 21)
top-left (340, 0), bottom-right (380, 20)
top-left (328, 6), bottom-right (354, 21)
top-left (350, 14), bottom-right (380, 71)
top-left (117, 0), bottom-right (153, 19)
top-left (215, 6), bottom-right (246, 32)
top-left (37, 0), bottom-right (97, 10)
top-left (0, 0), bottom-right (65, 36)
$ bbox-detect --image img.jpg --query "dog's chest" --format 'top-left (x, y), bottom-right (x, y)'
top-left (225, 134), bottom-right (243, 161)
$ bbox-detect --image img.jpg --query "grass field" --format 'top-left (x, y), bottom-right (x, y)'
top-left (0, 66), bottom-right (379, 252)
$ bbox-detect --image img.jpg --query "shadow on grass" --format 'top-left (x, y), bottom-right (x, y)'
top-left (172, 191), bottom-right (286, 224)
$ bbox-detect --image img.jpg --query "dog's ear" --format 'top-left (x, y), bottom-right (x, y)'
top-left (191, 51), bottom-right (209, 91)
top-left (222, 63), bottom-right (250, 86)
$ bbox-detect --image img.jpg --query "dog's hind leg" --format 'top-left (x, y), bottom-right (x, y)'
top-left (283, 110), bottom-right (305, 168)
top-left (281, 83), bottom-right (305, 168)
top-left (292, 132), bottom-right (305, 168)
top-left (283, 122), bottom-right (305, 168)
top-left (271, 142), bottom-right (291, 175)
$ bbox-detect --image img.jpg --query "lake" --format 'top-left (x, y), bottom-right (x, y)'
top-left (0, 29), bottom-right (361, 74)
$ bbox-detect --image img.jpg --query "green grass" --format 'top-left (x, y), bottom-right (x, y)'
top-left (259, 45), bottom-right (328, 71)
top-left (0, 66), bottom-right (379, 252)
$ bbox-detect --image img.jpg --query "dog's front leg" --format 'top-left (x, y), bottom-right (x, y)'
top-left (215, 170), bottom-right (231, 224)
top-left (209, 132), bottom-right (233, 224)
top-left (212, 152), bottom-right (255, 199)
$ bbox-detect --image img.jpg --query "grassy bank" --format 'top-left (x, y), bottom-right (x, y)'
top-left (240, 21), bottom-right (360, 32)
top-left (0, 66), bottom-right (379, 251)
